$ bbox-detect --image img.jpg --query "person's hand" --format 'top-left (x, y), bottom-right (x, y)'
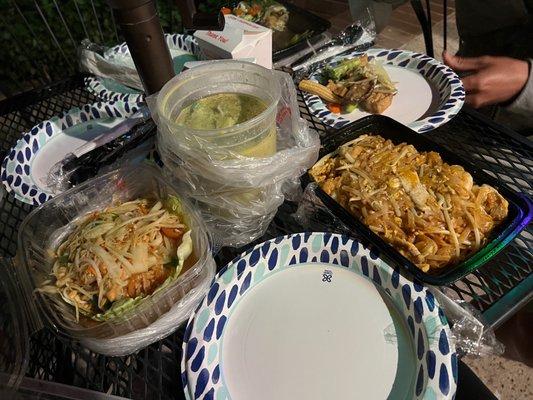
top-left (443, 51), bottom-right (530, 108)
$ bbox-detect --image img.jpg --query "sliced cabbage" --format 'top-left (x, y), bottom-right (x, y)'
top-left (371, 60), bottom-right (396, 91)
top-left (176, 230), bottom-right (193, 275)
top-left (84, 222), bottom-right (115, 239)
top-left (130, 243), bottom-right (153, 274)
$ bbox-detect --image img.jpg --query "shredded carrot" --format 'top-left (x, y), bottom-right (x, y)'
top-left (249, 4), bottom-right (262, 16)
top-left (221, 7), bottom-right (232, 15)
top-left (161, 227), bottom-right (184, 240)
top-left (327, 103), bottom-right (342, 114)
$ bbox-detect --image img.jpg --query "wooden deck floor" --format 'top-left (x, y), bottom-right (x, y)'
top-left (377, 0), bottom-right (455, 48)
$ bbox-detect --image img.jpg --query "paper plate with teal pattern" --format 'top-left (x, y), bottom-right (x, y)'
top-left (181, 232), bottom-right (457, 400)
top-left (302, 48), bottom-right (465, 133)
top-left (1, 101), bottom-right (140, 205)
top-left (85, 33), bottom-right (200, 103)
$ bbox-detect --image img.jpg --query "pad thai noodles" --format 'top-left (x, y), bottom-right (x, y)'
top-left (40, 196), bottom-right (194, 321)
top-left (310, 134), bottom-right (509, 272)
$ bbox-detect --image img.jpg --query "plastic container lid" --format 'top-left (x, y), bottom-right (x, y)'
top-left (0, 259), bottom-right (30, 396)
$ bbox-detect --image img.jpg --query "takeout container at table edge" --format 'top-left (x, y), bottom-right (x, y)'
top-left (305, 115), bottom-right (533, 285)
top-left (14, 164), bottom-right (216, 343)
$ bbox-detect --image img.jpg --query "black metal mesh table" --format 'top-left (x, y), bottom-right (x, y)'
top-left (0, 76), bottom-right (531, 399)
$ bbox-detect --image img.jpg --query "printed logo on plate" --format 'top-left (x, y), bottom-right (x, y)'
top-left (322, 269), bottom-right (333, 283)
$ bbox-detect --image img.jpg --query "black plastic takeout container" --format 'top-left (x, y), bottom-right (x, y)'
top-left (306, 115), bottom-right (532, 285)
top-left (271, 1), bottom-right (331, 61)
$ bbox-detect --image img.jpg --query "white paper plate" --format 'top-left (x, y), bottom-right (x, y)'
top-left (85, 33), bottom-right (200, 103)
top-left (182, 233), bottom-right (458, 400)
top-left (1, 101), bottom-right (140, 205)
top-left (303, 48), bottom-right (465, 132)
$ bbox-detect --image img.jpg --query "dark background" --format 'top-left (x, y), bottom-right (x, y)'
top-left (0, 0), bottom-right (241, 97)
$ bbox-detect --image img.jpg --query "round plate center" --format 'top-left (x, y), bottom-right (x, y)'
top-left (221, 264), bottom-right (399, 400)
top-left (338, 65), bottom-right (433, 124)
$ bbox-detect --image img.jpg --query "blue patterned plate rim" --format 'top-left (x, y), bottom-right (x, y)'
top-left (181, 232), bottom-right (457, 400)
top-left (303, 48), bottom-right (465, 133)
top-left (1, 100), bottom-right (140, 205)
top-left (84, 33), bottom-right (200, 103)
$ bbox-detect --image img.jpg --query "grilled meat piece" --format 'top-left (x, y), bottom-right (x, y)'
top-left (361, 91), bottom-right (393, 113)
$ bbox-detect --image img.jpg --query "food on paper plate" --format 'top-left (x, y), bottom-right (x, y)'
top-left (228, 1), bottom-right (289, 31)
top-left (310, 134), bottom-right (509, 272)
top-left (40, 196), bottom-right (194, 321)
top-left (299, 54), bottom-right (397, 114)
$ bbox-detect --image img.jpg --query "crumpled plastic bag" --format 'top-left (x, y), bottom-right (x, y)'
top-left (149, 61), bottom-right (320, 248)
top-left (432, 288), bottom-right (505, 357)
top-left (79, 39), bottom-right (143, 90)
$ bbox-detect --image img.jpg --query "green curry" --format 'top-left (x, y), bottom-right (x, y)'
top-left (176, 93), bottom-right (267, 130)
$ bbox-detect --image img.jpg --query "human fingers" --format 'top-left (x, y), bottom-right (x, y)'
top-left (443, 51), bottom-right (488, 72)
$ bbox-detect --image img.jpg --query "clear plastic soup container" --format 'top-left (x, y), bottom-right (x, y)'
top-left (16, 164), bottom-right (215, 340)
top-left (155, 61), bottom-right (281, 158)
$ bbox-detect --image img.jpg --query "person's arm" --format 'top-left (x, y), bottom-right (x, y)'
top-left (443, 52), bottom-right (531, 114)
top-left (506, 60), bottom-right (533, 116)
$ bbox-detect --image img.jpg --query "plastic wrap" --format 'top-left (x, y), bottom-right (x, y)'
top-left (80, 270), bottom-right (213, 356)
top-left (46, 108), bottom-right (153, 195)
top-left (17, 164), bottom-right (216, 355)
top-left (348, 2), bottom-right (377, 37)
top-left (295, 183), bottom-right (504, 357)
top-left (79, 39), bottom-right (143, 91)
top-left (288, 7), bottom-right (376, 78)
top-left (150, 61), bottom-right (320, 248)
top-left (431, 288), bottom-right (505, 357)
top-left (79, 35), bottom-right (202, 94)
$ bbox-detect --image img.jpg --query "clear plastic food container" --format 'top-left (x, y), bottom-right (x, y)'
top-left (150, 61), bottom-right (320, 247)
top-left (16, 164), bottom-right (216, 344)
top-left (155, 60), bottom-right (281, 159)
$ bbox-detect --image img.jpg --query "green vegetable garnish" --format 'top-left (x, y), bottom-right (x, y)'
top-left (321, 57), bottom-right (365, 84)
top-left (165, 195), bottom-right (184, 216)
top-left (93, 297), bottom-right (143, 321)
top-left (343, 103), bottom-right (358, 113)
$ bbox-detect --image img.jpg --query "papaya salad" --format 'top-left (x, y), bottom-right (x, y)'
top-left (40, 196), bottom-right (194, 322)
top-left (299, 54), bottom-right (398, 114)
